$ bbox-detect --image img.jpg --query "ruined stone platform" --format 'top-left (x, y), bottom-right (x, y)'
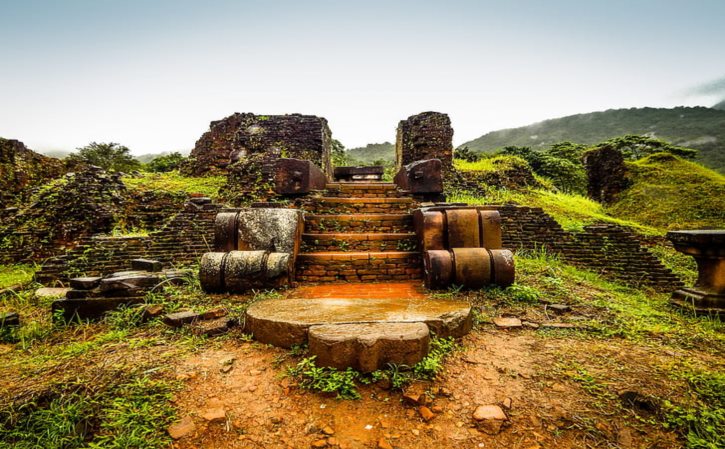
top-left (243, 289), bottom-right (472, 371)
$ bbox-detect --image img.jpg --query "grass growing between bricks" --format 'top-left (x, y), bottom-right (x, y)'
top-left (0, 264), bottom-right (37, 290)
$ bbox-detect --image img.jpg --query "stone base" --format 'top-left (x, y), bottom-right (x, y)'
top-left (244, 297), bottom-right (472, 348)
top-left (670, 288), bottom-right (724, 318)
top-left (309, 322), bottom-right (430, 372)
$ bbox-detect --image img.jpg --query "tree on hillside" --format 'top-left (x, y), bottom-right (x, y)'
top-left (595, 135), bottom-right (697, 160)
top-left (454, 146), bottom-right (480, 162)
top-left (500, 145), bottom-right (586, 194)
top-left (331, 139), bottom-right (358, 167)
top-left (68, 142), bottom-right (140, 173)
top-left (145, 152), bottom-right (186, 173)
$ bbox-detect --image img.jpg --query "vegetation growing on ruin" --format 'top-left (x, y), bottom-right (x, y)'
top-left (609, 153), bottom-right (725, 230)
top-left (121, 171), bottom-right (226, 199)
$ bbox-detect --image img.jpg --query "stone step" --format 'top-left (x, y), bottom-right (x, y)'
top-left (324, 182), bottom-right (404, 198)
top-left (301, 232), bottom-right (418, 252)
top-left (296, 251), bottom-right (422, 283)
top-left (305, 197), bottom-right (415, 214)
top-left (304, 214), bottom-right (414, 233)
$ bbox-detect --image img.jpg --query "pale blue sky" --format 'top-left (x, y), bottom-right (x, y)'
top-left (1, 0), bottom-right (724, 154)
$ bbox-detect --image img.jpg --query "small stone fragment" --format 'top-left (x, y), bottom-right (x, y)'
top-left (34, 287), bottom-right (70, 299)
top-left (402, 384), bottom-right (426, 406)
top-left (502, 397), bottom-right (513, 410)
top-left (493, 317), bottom-right (522, 328)
top-left (202, 407), bottom-right (226, 423)
top-left (69, 277), bottom-right (102, 290)
top-left (322, 426), bottom-right (335, 435)
top-left (418, 406), bottom-right (435, 422)
top-left (311, 439), bottom-right (328, 448)
top-left (0, 312), bottom-right (20, 327)
top-left (130, 258), bottom-right (163, 272)
top-left (192, 317), bottom-right (235, 336)
top-left (141, 304), bottom-right (164, 321)
top-left (522, 321), bottom-right (540, 329)
top-left (547, 304), bottom-right (571, 314)
top-left (377, 437), bottom-right (394, 449)
top-left (168, 415), bottom-right (196, 439)
top-left (473, 405), bottom-right (508, 435)
top-left (163, 310), bottom-right (203, 327)
top-left (201, 307), bottom-right (228, 320)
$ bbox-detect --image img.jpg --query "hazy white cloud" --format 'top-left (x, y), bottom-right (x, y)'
top-left (1, 0), bottom-right (724, 154)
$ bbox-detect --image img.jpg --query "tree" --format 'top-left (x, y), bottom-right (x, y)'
top-left (331, 139), bottom-right (357, 167)
top-left (454, 145), bottom-right (480, 162)
top-left (68, 142), bottom-right (140, 173)
top-left (596, 135), bottom-right (697, 160)
top-left (145, 152), bottom-right (186, 173)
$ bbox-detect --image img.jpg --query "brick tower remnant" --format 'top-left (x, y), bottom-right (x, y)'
top-left (183, 113), bottom-right (333, 177)
top-left (396, 112), bottom-right (454, 171)
top-left (582, 145), bottom-right (631, 204)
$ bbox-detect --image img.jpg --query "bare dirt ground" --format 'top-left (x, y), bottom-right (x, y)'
top-left (169, 327), bottom-right (683, 449)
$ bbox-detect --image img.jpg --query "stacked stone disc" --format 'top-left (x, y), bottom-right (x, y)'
top-left (413, 207), bottom-right (516, 289)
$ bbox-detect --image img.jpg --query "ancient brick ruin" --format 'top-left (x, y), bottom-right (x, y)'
top-left (583, 145), bottom-right (631, 204)
top-left (183, 113), bottom-right (333, 177)
top-left (0, 138), bottom-right (65, 207)
top-left (396, 112), bottom-right (454, 170)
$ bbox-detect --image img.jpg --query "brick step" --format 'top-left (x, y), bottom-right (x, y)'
top-left (301, 233), bottom-right (418, 252)
top-left (304, 214), bottom-right (414, 233)
top-left (295, 251), bottom-right (422, 283)
top-left (305, 197), bottom-right (415, 214)
top-left (324, 183), bottom-right (405, 198)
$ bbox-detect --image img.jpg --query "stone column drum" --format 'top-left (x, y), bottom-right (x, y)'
top-left (667, 230), bottom-right (725, 317)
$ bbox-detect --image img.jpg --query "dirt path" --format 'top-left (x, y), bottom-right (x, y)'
top-left (169, 327), bottom-right (680, 449)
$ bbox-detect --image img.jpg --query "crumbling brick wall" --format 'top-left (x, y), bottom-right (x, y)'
top-left (0, 138), bottom-right (65, 207)
top-left (396, 112), bottom-right (454, 171)
top-left (583, 146), bottom-right (631, 204)
top-left (183, 113), bottom-right (333, 177)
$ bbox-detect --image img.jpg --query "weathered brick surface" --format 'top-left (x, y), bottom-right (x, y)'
top-left (491, 204), bottom-right (682, 291)
top-left (304, 214), bottom-right (414, 234)
top-left (396, 112), bottom-right (453, 170)
top-left (301, 233), bottom-right (418, 252)
top-left (302, 197), bottom-right (415, 214)
top-left (183, 113), bottom-right (333, 177)
top-left (34, 200), bottom-right (220, 284)
top-left (296, 252), bottom-right (422, 283)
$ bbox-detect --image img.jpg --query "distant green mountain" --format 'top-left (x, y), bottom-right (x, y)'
top-left (714, 99), bottom-right (725, 111)
top-left (346, 142), bottom-right (395, 164)
top-left (460, 106), bottom-right (725, 173)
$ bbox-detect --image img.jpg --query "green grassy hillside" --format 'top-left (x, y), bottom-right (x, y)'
top-left (607, 153), bottom-right (725, 230)
top-left (460, 107), bottom-right (725, 173)
top-left (451, 153), bottom-right (724, 234)
top-left (346, 142), bottom-right (395, 164)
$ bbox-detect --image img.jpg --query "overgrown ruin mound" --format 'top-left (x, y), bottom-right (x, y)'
top-left (0, 138), bottom-right (65, 207)
top-left (0, 167), bottom-right (127, 262)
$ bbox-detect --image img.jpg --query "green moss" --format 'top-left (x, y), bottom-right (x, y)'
top-left (122, 171), bottom-right (226, 199)
top-left (454, 155), bottom-right (529, 173)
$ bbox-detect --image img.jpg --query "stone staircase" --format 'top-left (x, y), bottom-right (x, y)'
top-left (296, 182), bottom-right (423, 283)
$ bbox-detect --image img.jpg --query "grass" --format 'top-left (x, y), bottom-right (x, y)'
top-left (0, 376), bottom-right (177, 449)
top-left (449, 189), bottom-right (656, 233)
top-left (607, 153), bottom-right (725, 231)
top-left (453, 155), bottom-right (529, 172)
top-left (0, 264), bottom-right (37, 290)
top-left (122, 171), bottom-right (226, 199)
top-left (287, 336), bottom-right (459, 399)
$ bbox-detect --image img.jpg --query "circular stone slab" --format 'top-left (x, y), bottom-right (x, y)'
top-left (309, 322), bottom-right (430, 372)
top-left (244, 297), bottom-right (472, 348)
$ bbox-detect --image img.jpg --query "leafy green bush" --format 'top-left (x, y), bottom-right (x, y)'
top-left (67, 142), bottom-right (140, 173)
top-left (144, 152), bottom-right (186, 173)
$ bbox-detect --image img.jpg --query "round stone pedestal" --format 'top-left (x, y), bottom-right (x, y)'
top-left (244, 297), bottom-right (472, 371)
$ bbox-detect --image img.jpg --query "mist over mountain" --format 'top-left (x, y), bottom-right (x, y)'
top-left (460, 106), bottom-right (725, 173)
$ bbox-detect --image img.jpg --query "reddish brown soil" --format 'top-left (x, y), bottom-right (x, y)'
top-left (169, 281), bottom-right (682, 449)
